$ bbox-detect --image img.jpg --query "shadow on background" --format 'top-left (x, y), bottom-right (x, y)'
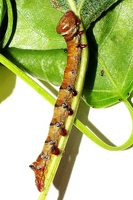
top-left (53, 97), bottom-right (116, 200)
top-left (0, 64), bottom-right (16, 103)
top-left (53, 99), bottom-right (90, 200)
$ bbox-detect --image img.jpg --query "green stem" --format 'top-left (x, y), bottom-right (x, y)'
top-left (75, 99), bottom-right (133, 151)
top-left (0, 54), bottom-right (55, 105)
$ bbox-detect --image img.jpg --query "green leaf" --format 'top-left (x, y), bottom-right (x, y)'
top-left (0, 0), bottom-right (13, 48)
top-left (4, 0), bottom-right (133, 108)
top-left (7, 0), bottom-right (118, 50)
top-left (2, 0), bottom-right (67, 85)
top-left (8, 0), bottom-right (64, 50)
top-left (0, 0), bottom-right (6, 27)
top-left (83, 0), bottom-right (133, 107)
top-left (2, 0), bottom-right (120, 89)
top-left (50, 0), bottom-right (118, 29)
top-left (3, 48), bottom-right (67, 85)
top-left (80, 0), bottom-right (118, 29)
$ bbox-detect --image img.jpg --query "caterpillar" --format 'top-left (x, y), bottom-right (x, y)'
top-left (29, 10), bottom-right (86, 192)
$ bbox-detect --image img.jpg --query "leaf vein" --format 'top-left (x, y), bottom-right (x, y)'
top-left (121, 51), bottom-right (133, 89)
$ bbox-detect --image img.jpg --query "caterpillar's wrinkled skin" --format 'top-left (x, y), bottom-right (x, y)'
top-left (30, 10), bottom-right (85, 192)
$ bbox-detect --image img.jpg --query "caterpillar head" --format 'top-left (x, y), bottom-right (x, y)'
top-left (56, 10), bottom-right (79, 38)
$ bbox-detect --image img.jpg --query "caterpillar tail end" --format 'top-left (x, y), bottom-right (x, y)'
top-left (29, 162), bottom-right (45, 192)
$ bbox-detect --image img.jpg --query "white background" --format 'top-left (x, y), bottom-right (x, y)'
top-left (0, 66), bottom-right (133, 200)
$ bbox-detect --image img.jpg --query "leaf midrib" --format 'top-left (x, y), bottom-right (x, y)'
top-left (121, 51), bottom-right (133, 90)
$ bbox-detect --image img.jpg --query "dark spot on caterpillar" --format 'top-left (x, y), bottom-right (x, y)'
top-left (36, 165), bottom-right (42, 170)
top-left (67, 108), bottom-right (73, 115)
top-left (51, 146), bottom-right (60, 155)
top-left (55, 103), bottom-right (60, 107)
top-left (29, 164), bottom-right (35, 170)
top-left (49, 140), bottom-right (56, 145)
top-left (40, 153), bottom-right (50, 160)
top-left (66, 86), bottom-right (77, 96)
top-left (62, 103), bottom-right (68, 108)
top-left (77, 19), bottom-right (81, 25)
top-left (45, 140), bottom-right (56, 145)
top-left (72, 89), bottom-right (77, 96)
top-left (60, 127), bottom-right (67, 136)
top-left (78, 30), bottom-right (84, 35)
top-left (55, 103), bottom-right (68, 108)
top-left (79, 44), bottom-right (87, 49)
top-left (55, 103), bottom-right (73, 111)
top-left (50, 122), bottom-right (54, 126)
top-left (40, 153), bottom-right (47, 159)
top-left (50, 122), bottom-right (61, 127)
top-left (29, 164), bottom-right (44, 171)
top-left (60, 85), bottom-right (77, 96)
top-left (66, 85), bottom-right (74, 91)
top-left (70, 70), bottom-right (76, 74)
top-left (55, 122), bottom-right (61, 127)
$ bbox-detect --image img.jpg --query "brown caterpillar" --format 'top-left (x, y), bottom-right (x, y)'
top-left (29, 10), bottom-right (86, 192)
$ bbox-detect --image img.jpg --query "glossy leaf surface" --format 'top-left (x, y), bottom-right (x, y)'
top-left (83, 0), bottom-right (133, 107)
top-left (2, 0), bottom-right (128, 108)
